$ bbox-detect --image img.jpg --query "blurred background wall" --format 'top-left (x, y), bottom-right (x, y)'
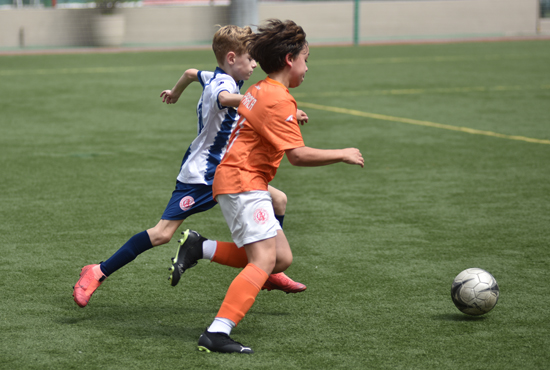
top-left (0, 0), bottom-right (546, 50)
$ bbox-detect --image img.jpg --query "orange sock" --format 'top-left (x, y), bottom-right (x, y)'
top-left (216, 263), bottom-right (268, 326)
top-left (211, 241), bottom-right (248, 268)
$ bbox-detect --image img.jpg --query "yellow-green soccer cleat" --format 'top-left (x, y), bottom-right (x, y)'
top-left (198, 330), bottom-right (253, 354)
top-left (169, 229), bottom-right (205, 287)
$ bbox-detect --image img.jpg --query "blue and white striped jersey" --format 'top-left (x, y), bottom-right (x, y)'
top-left (177, 67), bottom-right (244, 185)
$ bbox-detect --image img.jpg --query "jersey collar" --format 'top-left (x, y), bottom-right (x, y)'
top-left (265, 77), bottom-right (288, 91)
top-left (214, 67), bottom-right (244, 89)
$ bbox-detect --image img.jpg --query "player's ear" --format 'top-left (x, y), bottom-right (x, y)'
top-left (285, 53), bottom-right (294, 68)
top-left (227, 51), bottom-right (236, 65)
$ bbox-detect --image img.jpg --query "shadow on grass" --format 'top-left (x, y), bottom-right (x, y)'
top-left (248, 310), bottom-right (291, 318)
top-left (55, 313), bottom-right (206, 342)
top-left (433, 313), bottom-right (488, 322)
top-left (55, 301), bottom-right (290, 343)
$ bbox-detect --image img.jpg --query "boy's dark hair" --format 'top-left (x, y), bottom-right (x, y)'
top-left (247, 19), bottom-right (307, 74)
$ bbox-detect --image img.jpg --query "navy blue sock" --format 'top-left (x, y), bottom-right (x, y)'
top-left (100, 231), bottom-right (154, 276)
top-left (276, 214), bottom-right (285, 229)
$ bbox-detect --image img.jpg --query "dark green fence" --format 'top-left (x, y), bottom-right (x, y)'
top-left (542, 0), bottom-right (550, 17)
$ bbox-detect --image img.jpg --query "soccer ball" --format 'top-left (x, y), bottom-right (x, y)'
top-left (451, 268), bottom-right (499, 316)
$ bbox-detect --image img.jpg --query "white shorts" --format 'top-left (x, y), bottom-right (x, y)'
top-left (216, 191), bottom-right (281, 248)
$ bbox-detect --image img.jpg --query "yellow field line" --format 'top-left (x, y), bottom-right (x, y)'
top-left (296, 101), bottom-right (550, 145)
top-left (293, 84), bottom-right (550, 98)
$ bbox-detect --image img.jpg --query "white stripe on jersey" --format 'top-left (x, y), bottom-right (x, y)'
top-left (177, 68), bottom-right (243, 185)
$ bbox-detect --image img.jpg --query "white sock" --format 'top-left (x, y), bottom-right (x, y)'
top-left (207, 318), bottom-right (235, 335)
top-left (202, 239), bottom-right (217, 261)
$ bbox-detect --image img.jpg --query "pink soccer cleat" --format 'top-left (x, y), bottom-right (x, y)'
top-left (262, 272), bottom-right (306, 294)
top-left (73, 264), bottom-right (106, 308)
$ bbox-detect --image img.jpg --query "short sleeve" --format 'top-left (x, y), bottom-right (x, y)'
top-left (211, 75), bottom-right (238, 110)
top-left (258, 99), bottom-right (304, 151)
top-left (198, 71), bottom-right (213, 88)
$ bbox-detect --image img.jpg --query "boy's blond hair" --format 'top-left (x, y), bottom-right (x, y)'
top-left (212, 25), bottom-right (253, 66)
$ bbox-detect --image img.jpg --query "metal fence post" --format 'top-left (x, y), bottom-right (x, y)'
top-left (353, 0), bottom-right (360, 45)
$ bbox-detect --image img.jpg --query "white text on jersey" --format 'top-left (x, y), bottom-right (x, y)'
top-left (242, 92), bottom-right (257, 111)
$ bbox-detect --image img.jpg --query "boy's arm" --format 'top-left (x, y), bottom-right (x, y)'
top-left (286, 146), bottom-right (364, 168)
top-left (160, 68), bottom-right (199, 104)
top-left (218, 91), bottom-right (244, 108)
top-left (218, 94), bottom-right (310, 115)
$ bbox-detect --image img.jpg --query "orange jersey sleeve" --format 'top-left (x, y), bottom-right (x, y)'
top-left (213, 78), bottom-right (305, 197)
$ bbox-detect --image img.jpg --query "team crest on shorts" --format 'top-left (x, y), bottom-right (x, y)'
top-left (179, 196), bottom-right (195, 211)
top-left (253, 208), bottom-right (269, 225)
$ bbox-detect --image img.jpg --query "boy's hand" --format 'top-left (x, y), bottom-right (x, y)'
top-left (160, 90), bottom-right (179, 104)
top-left (296, 109), bottom-right (308, 125)
top-left (343, 148), bottom-right (364, 168)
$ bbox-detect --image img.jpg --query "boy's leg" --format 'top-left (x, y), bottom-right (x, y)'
top-left (198, 238), bottom-right (275, 354)
top-left (213, 232), bottom-right (303, 292)
top-left (170, 231), bottom-right (306, 293)
top-left (169, 184), bottom-right (304, 292)
top-left (198, 193), bottom-right (288, 354)
top-left (169, 230), bottom-right (247, 286)
top-left (268, 185), bottom-right (286, 227)
top-left (73, 181), bottom-right (216, 307)
top-left (102, 219), bottom-right (182, 275)
top-left (267, 185), bottom-right (306, 292)
top-left (199, 231), bottom-right (291, 354)
top-left (73, 219), bottom-right (182, 308)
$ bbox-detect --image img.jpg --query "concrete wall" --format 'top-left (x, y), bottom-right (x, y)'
top-left (259, 2), bottom-right (355, 43)
top-left (123, 6), bottom-right (229, 46)
top-left (0, 7), bottom-right (230, 48)
top-left (261, 0), bottom-right (540, 43)
top-left (0, 8), bottom-right (97, 48)
top-left (0, 0), bottom-right (542, 49)
top-left (360, 0), bottom-right (539, 41)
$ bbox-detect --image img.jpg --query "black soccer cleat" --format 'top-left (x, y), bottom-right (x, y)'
top-left (197, 330), bottom-right (254, 354)
top-left (169, 229), bottom-right (205, 287)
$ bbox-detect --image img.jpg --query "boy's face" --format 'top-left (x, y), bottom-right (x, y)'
top-left (232, 52), bottom-right (257, 81)
top-left (288, 45), bottom-right (309, 88)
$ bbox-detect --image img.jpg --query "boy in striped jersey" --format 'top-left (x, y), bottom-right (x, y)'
top-left (73, 25), bottom-right (307, 309)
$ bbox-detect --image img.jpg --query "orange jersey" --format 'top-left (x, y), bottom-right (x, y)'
top-left (213, 77), bottom-right (305, 197)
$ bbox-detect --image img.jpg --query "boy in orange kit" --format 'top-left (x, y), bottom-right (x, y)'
top-left (197, 19), bottom-right (364, 354)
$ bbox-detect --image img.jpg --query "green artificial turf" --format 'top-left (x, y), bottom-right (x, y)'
top-left (1, 40), bottom-right (549, 369)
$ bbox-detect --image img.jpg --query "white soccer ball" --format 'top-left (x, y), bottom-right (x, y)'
top-left (451, 268), bottom-right (499, 316)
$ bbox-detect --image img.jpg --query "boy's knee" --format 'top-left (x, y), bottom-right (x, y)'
top-left (148, 228), bottom-right (173, 247)
top-left (271, 191), bottom-right (287, 215)
top-left (282, 253), bottom-right (292, 270)
top-left (273, 251), bottom-right (292, 273)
